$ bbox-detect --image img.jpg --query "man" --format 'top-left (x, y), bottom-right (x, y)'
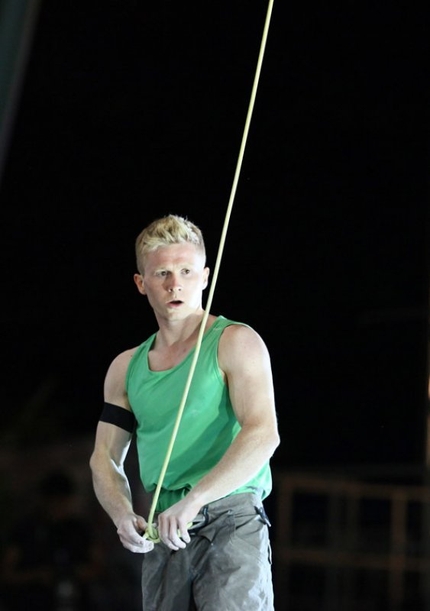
top-left (89, 214), bottom-right (280, 610)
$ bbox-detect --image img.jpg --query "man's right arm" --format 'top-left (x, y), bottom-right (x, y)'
top-left (89, 351), bottom-right (154, 553)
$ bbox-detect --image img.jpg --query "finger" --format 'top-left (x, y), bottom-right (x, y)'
top-left (122, 536), bottom-right (154, 554)
top-left (156, 526), bottom-right (183, 550)
top-left (134, 516), bottom-right (148, 534)
top-left (178, 522), bottom-right (191, 544)
top-left (167, 525), bottom-right (187, 549)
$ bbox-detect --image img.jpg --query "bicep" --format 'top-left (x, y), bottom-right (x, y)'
top-left (103, 348), bottom-right (136, 408)
top-left (219, 326), bottom-right (277, 427)
top-left (92, 350), bottom-right (137, 468)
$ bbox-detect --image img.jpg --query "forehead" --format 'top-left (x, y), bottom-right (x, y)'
top-left (144, 243), bottom-right (205, 270)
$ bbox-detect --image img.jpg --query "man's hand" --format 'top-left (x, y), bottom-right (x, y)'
top-left (156, 497), bottom-right (200, 550)
top-left (116, 513), bottom-right (154, 553)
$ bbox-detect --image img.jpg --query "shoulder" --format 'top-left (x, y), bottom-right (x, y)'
top-left (218, 323), bottom-right (271, 371)
top-left (104, 347), bottom-right (139, 407)
top-left (106, 347), bottom-right (139, 377)
top-left (219, 321), bottom-right (264, 346)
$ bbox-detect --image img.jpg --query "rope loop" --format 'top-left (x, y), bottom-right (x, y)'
top-left (143, 522), bottom-right (194, 544)
top-left (143, 524), bottom-right (161, 543)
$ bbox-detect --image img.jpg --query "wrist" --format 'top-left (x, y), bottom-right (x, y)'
top-left (186, 487), bottom-right (212, 511)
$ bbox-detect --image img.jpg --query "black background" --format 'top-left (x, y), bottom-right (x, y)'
top-left (1, 1), bottom-right (429, 470)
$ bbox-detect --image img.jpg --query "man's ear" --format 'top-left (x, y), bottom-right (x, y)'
top-left (133, 273), bottom-right (146, 295)
top-left (203, 267), bottom-right (210, 290)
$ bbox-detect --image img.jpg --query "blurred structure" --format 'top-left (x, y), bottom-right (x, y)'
top-left (0, 0), bottom-right (42, 186)
top-left (0, 437), bottom-right (149, 611)
top-left (273, 467), bottom-right (430, 611)
top-left (0, 468), bottom-right (104, 611)
top-left (271, 305), bottom-right (430, 610)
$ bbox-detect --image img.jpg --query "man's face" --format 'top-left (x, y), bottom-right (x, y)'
top-left (134, 243), bottom-right (209, 321)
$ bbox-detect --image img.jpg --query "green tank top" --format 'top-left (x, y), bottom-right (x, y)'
top-left (125, 315), bottom-right (272, 511)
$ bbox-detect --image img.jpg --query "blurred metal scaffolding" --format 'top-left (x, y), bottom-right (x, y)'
top-left (273, 469), bottom-right (430, 611)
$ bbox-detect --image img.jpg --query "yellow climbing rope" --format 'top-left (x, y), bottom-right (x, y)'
top-left (144, 0), bottom-right (275, 543)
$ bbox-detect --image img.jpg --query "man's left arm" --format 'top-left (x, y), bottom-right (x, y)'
top-left (157, 324), bottom-right (280, 549)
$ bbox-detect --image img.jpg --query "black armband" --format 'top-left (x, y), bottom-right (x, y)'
top-left (99, 402), bottom-right (136, 433)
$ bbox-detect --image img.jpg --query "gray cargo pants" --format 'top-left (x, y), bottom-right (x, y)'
top-left (141, 492), bottom-right (274, 611)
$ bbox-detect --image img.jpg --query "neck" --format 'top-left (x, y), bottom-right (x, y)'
top-left (155, 310), bottom-right (207, 348)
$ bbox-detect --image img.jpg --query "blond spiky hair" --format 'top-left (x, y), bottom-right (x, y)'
top-left (135, 214), bottom-right (206, 273)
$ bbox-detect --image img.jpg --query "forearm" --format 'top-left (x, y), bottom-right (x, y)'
top-left (90, 453), bottom-right (134, 527)
top-left (187, 425), bottom-right (279, 508)
top-left (90, 451), bottom-right (153, 554)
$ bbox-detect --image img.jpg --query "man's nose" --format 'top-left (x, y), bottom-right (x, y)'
top-left (167, 275), bottom-right (182, 291)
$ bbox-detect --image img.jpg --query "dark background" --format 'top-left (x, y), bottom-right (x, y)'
top-left (1, 0), bottom-right (429, 470)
